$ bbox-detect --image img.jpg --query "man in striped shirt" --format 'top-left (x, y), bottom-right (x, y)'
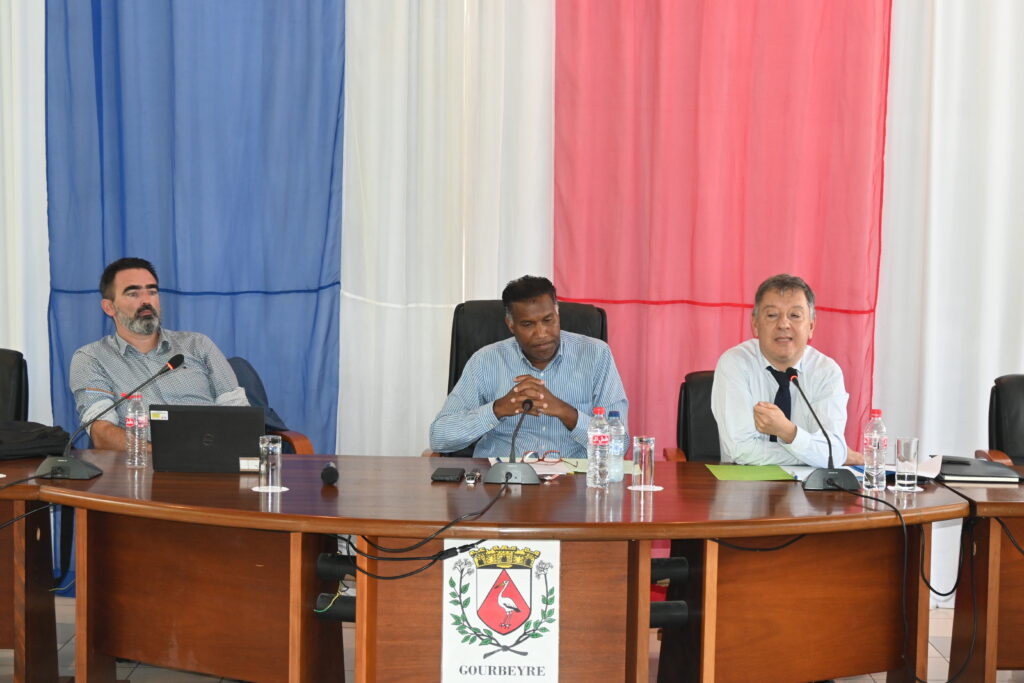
top-left (429, 275), bottom-right (628, 461)
top-left (70, 257), bottom-right (248, 451)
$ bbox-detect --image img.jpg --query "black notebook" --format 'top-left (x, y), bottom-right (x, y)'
top-left (937, 456), bottom-right (1021, 484)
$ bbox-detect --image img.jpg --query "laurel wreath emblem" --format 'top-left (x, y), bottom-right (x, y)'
top-left (449, 558), bottom-right (557, 658)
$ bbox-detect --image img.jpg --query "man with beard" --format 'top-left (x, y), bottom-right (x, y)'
top-left (69, 257), bottom-right (248, 451)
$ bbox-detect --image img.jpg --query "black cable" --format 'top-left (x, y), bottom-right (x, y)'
top-left (0, 502), bottom-right (54, 533)
top-left (832, 485), bottom-right (915, 681)
top-left (357, 478), bottom-right (511, 554)
top-left (0, 474), bottom-right (46, 492)
top-left (711, 535), bottom-right (806, 551)
top-left (943, 518), bottom-right (977, 683)
top-left (333, 539), bottom-right (485, 581)
top-left (339, 533), bottom-right (483, 563)
top-left (994, 517), bottom-right (1024, 557)
top-left (918, 519), bottom-right (966, 598)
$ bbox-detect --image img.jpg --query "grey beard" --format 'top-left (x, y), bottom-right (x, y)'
top-left (120, 310), bottom-right (160, 336)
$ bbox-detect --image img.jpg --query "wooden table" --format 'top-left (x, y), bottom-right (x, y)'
top-left (948, 472), bottom-right (1024, 682)
top-left (0, 458), bottom-right (61, 683)
top-left (5, 453), bottom-right (969, 682)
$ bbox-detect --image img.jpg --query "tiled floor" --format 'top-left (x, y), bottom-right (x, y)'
top-left (3, 600), bottom-right (1024, 681)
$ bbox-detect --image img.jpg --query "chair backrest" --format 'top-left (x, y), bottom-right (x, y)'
top-left (447, 300), bottom-right (608, 393)
top-left (676, 370), bottom-right (720, 463)
top-left (228, 357), bottom-right (288, 432)
top-left (0, 348), bottom-right (29, 422)
top-left (989, 374), bottom-right (1024, 465)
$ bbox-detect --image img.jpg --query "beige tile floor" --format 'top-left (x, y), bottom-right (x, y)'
top-left (3, 599), bottom-right (1024, 682)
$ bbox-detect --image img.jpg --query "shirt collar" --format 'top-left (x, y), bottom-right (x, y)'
top-left (514, 335), bottom-right (565, 372)
top-left (113, 328), bottom-right (170, 356)
top-left (756, 342), bottom-right (806, 375)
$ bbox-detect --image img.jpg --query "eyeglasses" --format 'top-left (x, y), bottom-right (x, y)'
top-left (520, 450), bottom-right (564, 464)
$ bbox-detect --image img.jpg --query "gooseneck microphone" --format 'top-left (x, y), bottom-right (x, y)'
top-left (508, 399), bottom-right (534, 464)
top-left (483, 397), bottom-right (541, 485)
top-left (787, 367), bottom-right (860, 491)
top-left (36, 354), bottom-right (185, 480)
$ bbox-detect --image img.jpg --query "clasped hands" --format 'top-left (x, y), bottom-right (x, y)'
top-left (494, 375), bottom-right (578, 431)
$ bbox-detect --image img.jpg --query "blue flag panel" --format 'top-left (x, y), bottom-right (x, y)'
top-left (46, 0), bottom-right (345, 455)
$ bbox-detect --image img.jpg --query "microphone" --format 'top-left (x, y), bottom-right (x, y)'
top-left (483, 397), bottom-right (540, 485)
top-left (321, 461), bottom-right (339, 485)
top-left (787, 367), bottom-right (859, 491)
top-left (35, 354), bottom-right (186, 480)
top-left (508, 399), bottom-right (534, 464)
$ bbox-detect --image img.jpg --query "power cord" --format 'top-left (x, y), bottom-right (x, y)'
top-left (357, 477), bottom-right (511, 554)
top-left (0, 502), bottom-right (54, 533)
top-left (328, 476), bottom-right (512, 581)
top-left (711, 535), bottom-right (806, 551)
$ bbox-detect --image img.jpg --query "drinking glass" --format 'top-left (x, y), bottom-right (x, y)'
top-left (253, 435), bottom-right (288, 493)
top-left (893, 437), bottom-right (922, 492)
top-left (628, 436), bottom-right (663, 492)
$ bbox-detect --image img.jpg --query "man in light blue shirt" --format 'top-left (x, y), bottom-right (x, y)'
top-left (430, 275), bottom-right (628, 460)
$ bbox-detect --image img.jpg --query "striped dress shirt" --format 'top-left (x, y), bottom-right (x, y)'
top-left (429, 331), bottom-right (628, 460)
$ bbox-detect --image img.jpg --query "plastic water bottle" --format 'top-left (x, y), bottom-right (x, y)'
top-left (607, 410), bottom-right (627, 483)
top-left (586, 407), bottom-right (611, 489)
top-left (125, 394), bottom-right (149, 468)
top-left (862, 409), bottom-right (887, 491)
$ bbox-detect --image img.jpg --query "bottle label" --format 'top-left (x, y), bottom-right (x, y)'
top-left (881, 436), bottom-right (888, 450)
top-left (590, 434), bottom-right (610, 446)
top-left (125, 416), bottom-right (136, 428)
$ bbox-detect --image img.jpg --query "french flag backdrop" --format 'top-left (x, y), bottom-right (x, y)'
top-left (42, 0), bottom-right (891, 459)
top-left (554, 0), bottom-right (890, 449)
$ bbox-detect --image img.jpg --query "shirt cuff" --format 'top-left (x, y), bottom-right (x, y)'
top-left (570, 410), bottom-right (590, 449)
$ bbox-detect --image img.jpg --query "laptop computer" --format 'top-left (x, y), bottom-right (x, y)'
top-left (150, 404), bottom-right (265, 473)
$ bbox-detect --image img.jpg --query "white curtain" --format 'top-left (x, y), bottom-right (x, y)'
top-left (0, 0), bottom-right (51, 424)
top-left (337, 1), bottom-right (555, 456)
top-left (878, 0), bottom-right (1024, 605)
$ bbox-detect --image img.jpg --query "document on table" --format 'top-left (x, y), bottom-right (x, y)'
top-left (706, 464), bottom-right (799, 481)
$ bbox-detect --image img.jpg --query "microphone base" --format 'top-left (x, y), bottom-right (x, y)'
top-left (483, 462), bottom-right (540, 485)
top-left (802, 467), bottom-right (860, 491)
top-left (36, 455), bottom-right (103, 480)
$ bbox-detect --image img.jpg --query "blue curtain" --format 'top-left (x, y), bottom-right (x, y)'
top-left (46, 0), bottom-right (345, 458)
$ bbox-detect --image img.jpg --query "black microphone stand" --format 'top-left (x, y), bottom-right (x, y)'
top-left (787, 369), bottom-right (860, 491)
top-left (36, 355), bottom-right (184, 480)
top-left (484, 399), bottom-right (540, 485)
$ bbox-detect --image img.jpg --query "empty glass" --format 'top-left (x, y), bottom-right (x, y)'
top-left (628, 436), bottom-right (663, 492)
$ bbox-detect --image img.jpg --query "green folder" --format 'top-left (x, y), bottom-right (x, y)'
top-left (706, 464), bottom-right (797, 481)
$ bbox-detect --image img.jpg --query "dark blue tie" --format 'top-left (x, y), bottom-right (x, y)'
top-left (767, 367), bottom-right (791, 443)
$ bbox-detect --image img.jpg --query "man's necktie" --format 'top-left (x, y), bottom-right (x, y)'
top-left (767, 367), bottom-right (791, 443)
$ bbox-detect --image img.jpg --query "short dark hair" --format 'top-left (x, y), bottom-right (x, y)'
top-left (753, 273), bottom-right (815, 319)
top-left (502, 275), bottom-right (557, 319)
top-left (100, 257), bottom-right (159, 300)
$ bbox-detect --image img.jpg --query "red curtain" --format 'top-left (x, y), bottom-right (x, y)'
top-left (554, 0), bottom-right (891, 452)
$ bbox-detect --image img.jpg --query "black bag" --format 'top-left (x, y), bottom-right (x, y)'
top-left (0, 420), bottom-right (70, 460)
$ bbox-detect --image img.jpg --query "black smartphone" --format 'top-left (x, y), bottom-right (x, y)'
top-left (431, 467), bottom-right (465, 483)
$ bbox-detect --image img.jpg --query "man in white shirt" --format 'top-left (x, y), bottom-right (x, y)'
top-left (711, 274), bottom-right (863, 467)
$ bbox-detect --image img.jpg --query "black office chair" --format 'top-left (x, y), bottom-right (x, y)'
top-left (986, 374), bottom-right (1024, 466)
top-left (664, 370), bottom-right (720, 463)
top-left (446, 299), bottom-right (607, 392)
top-left (228, 357), bottom-right (314, 455)
top-left (436, 300), bottom-right (607, 457)
top-left (0, 348), bottom-right (29, 421)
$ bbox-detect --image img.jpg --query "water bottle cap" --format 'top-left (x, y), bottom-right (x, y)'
top-left (870, 409), bottom-right (882, 418)
top-left (608, 410), bottom-right (620, 418)
top-left (593, 407), bottom-right (605, 416)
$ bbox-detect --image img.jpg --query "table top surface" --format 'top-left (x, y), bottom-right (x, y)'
top-left (1, 451), bottom-right (971, 539)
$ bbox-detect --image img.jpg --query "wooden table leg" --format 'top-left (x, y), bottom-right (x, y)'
top-left (625, 539), bottom-right (652, 683)
top-left (951, 517), bottom-right (999, 683)
top-left (7, 500), bottom-right (60, 683)
top-left (75, 507), bottom-right (118, 683)
top-left (886, 523), bottom-right (930, 683)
